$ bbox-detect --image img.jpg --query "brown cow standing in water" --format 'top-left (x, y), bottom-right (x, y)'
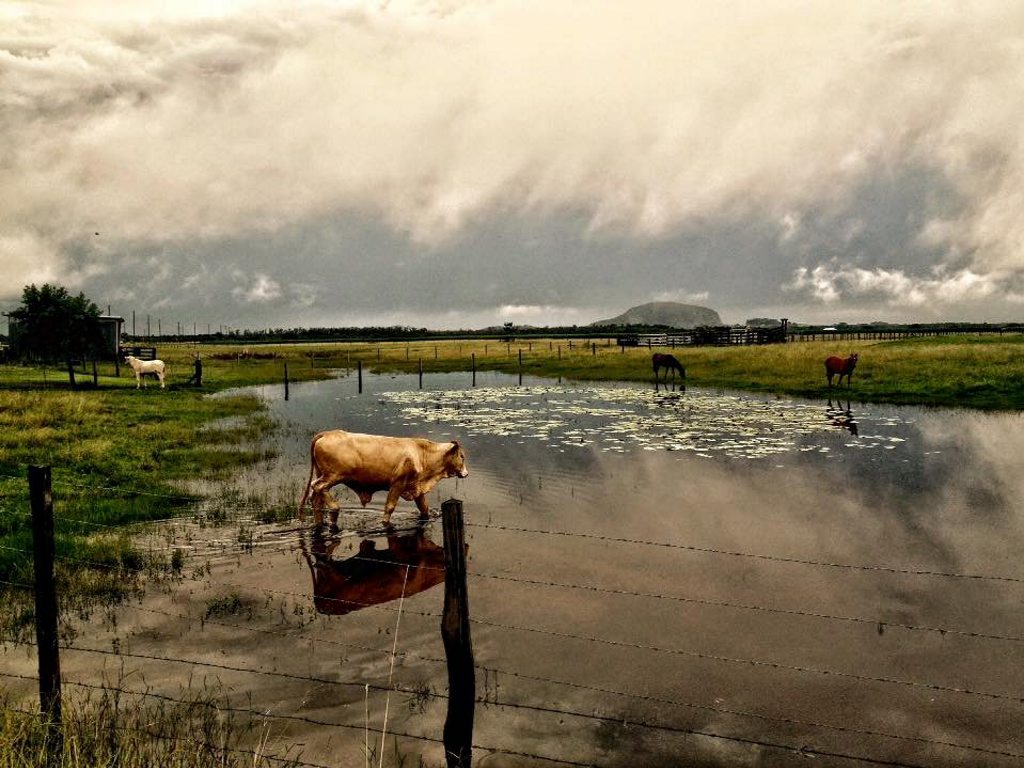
top-left (298, 430), bottom-right (468, 527)
top-left (825, 353), bottom-right (858, 388)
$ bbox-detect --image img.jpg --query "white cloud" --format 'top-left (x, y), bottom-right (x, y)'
top-left (651, 289), bottom-right (710, 304)
top-left (788, 264), bottom-right (1008, 307)
top-left (0, 231), bottom-right (62, 297)
top-left (497, 304), bottom-right (594, 325)
top-left (232, 272), bottom-right (282, 302)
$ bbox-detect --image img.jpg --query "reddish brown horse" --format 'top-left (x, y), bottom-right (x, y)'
top-left (825, 353), bottom-right (858, 388)
top-left (652, 353), bottom-right (686, 383)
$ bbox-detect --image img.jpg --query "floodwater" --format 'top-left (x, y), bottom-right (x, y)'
top-left (7, 371), bottom-right (1024, 767)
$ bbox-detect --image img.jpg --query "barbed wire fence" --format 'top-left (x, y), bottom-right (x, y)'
top-left (2, 468), bottom-right (1024, 767)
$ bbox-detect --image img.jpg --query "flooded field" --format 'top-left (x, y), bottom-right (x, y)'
top-left (6, 371), bottom-right (1024, 766)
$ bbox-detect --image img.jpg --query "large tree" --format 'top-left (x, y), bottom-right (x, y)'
top-left (8, 283), bottom-right (103, 364)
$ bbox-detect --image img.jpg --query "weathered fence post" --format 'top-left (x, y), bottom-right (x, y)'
top-left (65, 359), bottom-right (76, 389)
top-left (591, 342), bottom-right (596, 356)
top-left (471, 353), bottom-right (476, 387)
top-left (284, 362), bottom-right (289, 401)
top-left (441, 499), bottom-right (474, 768)
top-left (357, 360), bottom-right (363, 394)
top-left (418, 357), bottom-right (423, 389)
top-left (28, 466), bottom-right (62, 765)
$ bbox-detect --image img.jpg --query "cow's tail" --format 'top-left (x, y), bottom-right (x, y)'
top-left (297, 433), bottom-right (323, 520)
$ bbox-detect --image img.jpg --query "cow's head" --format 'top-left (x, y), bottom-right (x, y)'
top-left (445, 440), bottom-right (469, 478)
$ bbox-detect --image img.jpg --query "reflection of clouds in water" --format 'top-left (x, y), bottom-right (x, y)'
top-left (379, 386), bottom-right (914, 460)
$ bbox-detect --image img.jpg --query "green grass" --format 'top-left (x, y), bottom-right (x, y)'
top-left (0, 348), bottom-right (307, 632)
top-left (338, 334), bottom-right (1024, 410)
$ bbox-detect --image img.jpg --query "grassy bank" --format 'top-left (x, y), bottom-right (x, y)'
top-left (323, 334), bottom-right (1024, 410)
top-left (0, 347), bottom-right (338, 636)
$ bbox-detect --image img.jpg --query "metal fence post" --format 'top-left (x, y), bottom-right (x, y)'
top-left (28, 465), bottom-right (62, 765)
top-left (441, 499), bottom-right (474, 768)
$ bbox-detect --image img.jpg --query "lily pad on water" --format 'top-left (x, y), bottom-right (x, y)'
top-left (377, 386), bottom-right (915, 461)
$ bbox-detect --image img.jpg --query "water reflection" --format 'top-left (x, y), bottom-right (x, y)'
top-left (653, 379), bottom-right (686, 394)
top-left (301, 526), bottom-right (446, 615)
top-left (826, 398), bottom-right (859, 436)
top-left (187, 372), bottom-right (1024, 766)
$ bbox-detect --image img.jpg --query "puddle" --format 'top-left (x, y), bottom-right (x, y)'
top-left (6, 372), bottom-right (1024, 767)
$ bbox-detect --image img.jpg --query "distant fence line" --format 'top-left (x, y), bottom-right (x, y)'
top-left (618, 324), bottom-right (1021, 348)
top-left (618, 326), bottom-right (787, 348)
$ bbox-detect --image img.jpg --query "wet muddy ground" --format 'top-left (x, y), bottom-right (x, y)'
top-left (5, 371), bottom-right (1024, 766)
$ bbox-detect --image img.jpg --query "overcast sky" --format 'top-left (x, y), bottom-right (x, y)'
top-left (2, 0), bottom-right (1023, 330)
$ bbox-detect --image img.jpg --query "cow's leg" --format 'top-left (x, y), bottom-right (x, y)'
top-left (382, 459), bottom-right (416, 526)
top-left (414, 494), bottom-right (431, 520)
top-left (382, 484), bottom-right (404, 526)
top-left (310, 476), bottom-right (342, 527)
top-left (159, 372), bottom-right (165, 389)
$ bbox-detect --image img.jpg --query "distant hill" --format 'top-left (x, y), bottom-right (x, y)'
top-left (591, 301), bottom-right (723, 328)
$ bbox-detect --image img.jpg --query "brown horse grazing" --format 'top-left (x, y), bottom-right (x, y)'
top-left (652, 353), bottom-right (686, 382)
top-left (825, 353), bottom-right (858, 388)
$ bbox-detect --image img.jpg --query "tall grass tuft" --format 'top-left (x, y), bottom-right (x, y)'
top-left (0, 681), bottom-right (306, 767)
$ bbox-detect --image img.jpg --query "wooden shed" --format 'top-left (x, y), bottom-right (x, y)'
top-left (4, 314), bottom-right (124, 360)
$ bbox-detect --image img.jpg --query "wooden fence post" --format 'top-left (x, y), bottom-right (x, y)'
top-left (284, 363), bottom-right (289, 401)
top-left (471, 353), bottom-right (476, 387)
top-left (418, 357), bottom-right (423, 389)
top-left (91, 359), bottom-right (98, 387)
top-left (357, 360), bottom-right (363, 393)
top-left (441, 499), bottom-right (474, 768)
top-left (28, 466), bottom-right (62, 765)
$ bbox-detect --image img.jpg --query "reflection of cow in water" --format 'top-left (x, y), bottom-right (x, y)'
top-left (301, 529), bottom-right (447, 615)
top-left (826, 399), bottom-right (858, 436)
top-left (652, 353), bottom-right (686, 384)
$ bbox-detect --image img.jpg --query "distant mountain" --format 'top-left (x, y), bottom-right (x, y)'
top-left (591, 301), bottom-right (723, 328)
